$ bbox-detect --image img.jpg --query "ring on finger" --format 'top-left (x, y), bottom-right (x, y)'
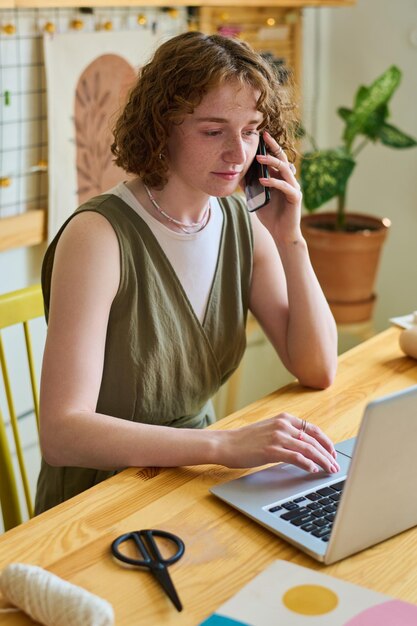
top-left (298, 419), bottom-right (308, 440)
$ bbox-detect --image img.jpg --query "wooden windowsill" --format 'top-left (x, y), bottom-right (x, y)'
top-left (0, 210), bottom-right (47, 252)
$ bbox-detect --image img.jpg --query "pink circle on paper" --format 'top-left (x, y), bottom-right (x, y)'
top-left (345, 600), bottom-right (417, 626)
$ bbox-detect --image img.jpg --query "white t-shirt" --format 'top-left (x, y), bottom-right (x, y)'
top-left (108, 182), bottom-right (224, 323)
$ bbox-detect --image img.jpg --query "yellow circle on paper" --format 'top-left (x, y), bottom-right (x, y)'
top-left (283, 584), bottom-right (339, 616)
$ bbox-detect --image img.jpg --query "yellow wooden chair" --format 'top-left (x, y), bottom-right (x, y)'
top-left (0, 284), bottom-right (44, 531)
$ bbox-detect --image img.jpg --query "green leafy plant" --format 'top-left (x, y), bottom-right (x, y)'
top-left (300, 66), bottom-right (417, 229)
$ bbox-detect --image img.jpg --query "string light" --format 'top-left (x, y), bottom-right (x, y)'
top-left (2, 24), bottom-right (16, 35)
top-left (44, 22), bottom-right (55, 34)
top-left (70, 19), bottom-right (84, 30)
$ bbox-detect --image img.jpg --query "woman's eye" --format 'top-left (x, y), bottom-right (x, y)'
top-left (204, 130), bottom-right (222, 136)
top-left (244, 130), bottom-right (259, 137)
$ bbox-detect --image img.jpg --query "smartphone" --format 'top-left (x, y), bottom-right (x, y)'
top-left (244, 136), bottom-right (271, 212)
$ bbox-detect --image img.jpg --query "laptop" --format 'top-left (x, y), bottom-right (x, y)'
top-left (210, 385), bottom-right (417, 564)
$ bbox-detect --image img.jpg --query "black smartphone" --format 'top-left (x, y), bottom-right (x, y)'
top-left (244, 136), bottom-right (271, 212)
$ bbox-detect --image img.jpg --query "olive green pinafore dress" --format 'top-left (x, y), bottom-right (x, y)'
top-left (35, 193), bottom-right (253, 513)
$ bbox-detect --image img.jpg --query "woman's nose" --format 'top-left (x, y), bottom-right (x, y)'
top-left (223, 136), bottom-right (246, 164)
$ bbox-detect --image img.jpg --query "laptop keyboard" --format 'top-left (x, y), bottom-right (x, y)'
top-left (268, 480), bottom-right (345, 542)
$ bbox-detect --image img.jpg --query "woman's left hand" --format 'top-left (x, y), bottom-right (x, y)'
top-left (255, 130), bottom-right (302, 241)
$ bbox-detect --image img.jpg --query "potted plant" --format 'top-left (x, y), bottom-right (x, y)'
top-left (299, 66), bottom-right (416, 323)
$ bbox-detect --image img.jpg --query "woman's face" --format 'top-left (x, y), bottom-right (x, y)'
top-left (166, 81), bottom-right (263, 199)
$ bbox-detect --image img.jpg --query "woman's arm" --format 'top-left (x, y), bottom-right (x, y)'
top-left (248, 132), bottom-right (338, 389)
top-left (40, 211), bottom-right (339, 474)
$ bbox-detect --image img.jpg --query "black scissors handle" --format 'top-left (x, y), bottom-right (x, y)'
top-left (111, 529), bottom-right (185, 611)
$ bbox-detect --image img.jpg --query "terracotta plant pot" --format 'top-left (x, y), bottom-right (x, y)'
top-left (301, 212), bottom-right (391, 324)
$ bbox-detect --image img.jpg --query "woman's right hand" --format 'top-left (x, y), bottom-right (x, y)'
top-left (220, 413), bottom-right (340, 474)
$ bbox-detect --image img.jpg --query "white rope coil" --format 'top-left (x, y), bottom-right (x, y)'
top-left (0, 563), bottom-right (114, 626)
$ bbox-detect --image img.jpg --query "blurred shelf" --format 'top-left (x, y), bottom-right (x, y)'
top-left (0, 1), bottom-right (356, 7)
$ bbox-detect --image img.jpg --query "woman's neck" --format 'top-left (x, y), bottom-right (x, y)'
top-left (127, 178), bottom-right (210, 223)
top-left (126, 178), bottom-right (211, 233)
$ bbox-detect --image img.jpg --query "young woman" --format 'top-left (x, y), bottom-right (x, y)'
top-left (35, 32), bottom-right (339, 514)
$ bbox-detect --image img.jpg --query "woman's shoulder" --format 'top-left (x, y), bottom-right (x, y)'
top-left (48, 193), bottom-right (129, 255)
top-left (59, 207), bottom-right (118, 246)
top-left (75, 191), bottom-right (129, 220)
top-left (43, 199), bottom-right (120, 286)
top-left (51, 207), bottom-right (119, 275)
top-left (42, 202), bottom-right (121, 316)
top-left (51, 195), bottom-right (119, 251)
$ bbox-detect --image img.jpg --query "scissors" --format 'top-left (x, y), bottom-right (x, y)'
top-left (111, 529), bottom-right (185, 612)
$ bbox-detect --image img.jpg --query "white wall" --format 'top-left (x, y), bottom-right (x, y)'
top-left (303, 0), bottom-right (417, 332)
top-left (0, 244), bottom-right (44, 294)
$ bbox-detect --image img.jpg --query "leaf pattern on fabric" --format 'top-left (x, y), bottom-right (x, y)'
top-left (74, 54), bottom-right (136, 204)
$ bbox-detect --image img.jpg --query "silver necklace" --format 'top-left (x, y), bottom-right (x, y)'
top-left (143, 184), bottom-right (211, 234)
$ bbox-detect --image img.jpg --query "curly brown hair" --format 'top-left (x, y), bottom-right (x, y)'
top-left (111, 31), bottom-right (298, 189)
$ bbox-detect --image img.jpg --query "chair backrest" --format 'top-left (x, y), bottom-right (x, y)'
top-left (0, 284), bottom-right (44, 531)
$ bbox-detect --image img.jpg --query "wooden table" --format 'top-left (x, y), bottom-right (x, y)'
top-left (1, 327), bottom-right (417, 625)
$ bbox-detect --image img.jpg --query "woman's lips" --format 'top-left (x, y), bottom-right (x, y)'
top-left (212, 172), bottom-right (242, 181)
